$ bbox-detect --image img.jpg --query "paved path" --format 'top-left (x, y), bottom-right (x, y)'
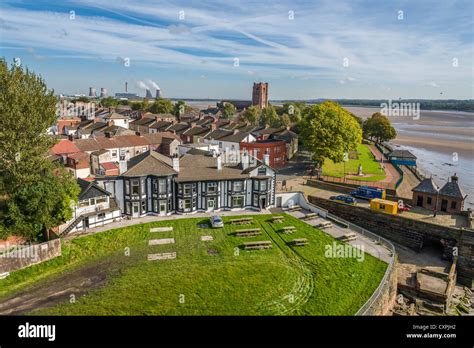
top-left (66, 209), bottom-right (271, 240)
top-left (279, 208), bottom-right (393, 264)
top-left (366, 144), bottom-right (400, 188)
top-left (397, 165), bottom-right (421, 199)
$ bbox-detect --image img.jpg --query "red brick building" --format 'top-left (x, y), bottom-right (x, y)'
top-left (241, 139), bottom-right (286, 168)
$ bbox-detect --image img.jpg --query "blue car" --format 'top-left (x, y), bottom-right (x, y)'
top-left (210, 215), bottom-right (224, 228)
top-left (330, 195), bottom-right (357, 205)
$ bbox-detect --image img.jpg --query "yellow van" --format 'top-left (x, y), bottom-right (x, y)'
top-left (370, 198), bottom-right (398, 215)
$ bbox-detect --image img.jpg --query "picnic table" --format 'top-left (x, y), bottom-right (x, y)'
top-left (292, 238), bottom-right (309, 246)
top-left (302, 213), bottom-right (318, 220)
top-left (338, 233), bottom-right (357, 242)
top-left (242, 241), bottom-right (272, 250)
top-left (314, 221), bottom-right (332, 229)
top-left (280, 226), bottom-right (296, 234)
top-left (270, 216), bottom-right (284, 223)
top-left (229, 217), bottom-right (253, 225)
top-left (235, 228), bottom-right (261, 237)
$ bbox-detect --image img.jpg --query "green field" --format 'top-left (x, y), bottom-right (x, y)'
top-left (0, 214), bottom-right (387, 315)
top-left (322, 144), bottom-right (386, 182)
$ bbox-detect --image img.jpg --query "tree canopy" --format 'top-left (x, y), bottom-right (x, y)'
top-left (300, 101), bottom-right (362, 167)
top-left (363, 112), bottom-right (397, 143)
top-left (222, 102), bottom-right (237, 119)
top-left (0, 59), bottom-right (79, 240)
top-left (148, 98), bottom-right (174, 114)
top-left (240, 105), bottom-right (260, 124)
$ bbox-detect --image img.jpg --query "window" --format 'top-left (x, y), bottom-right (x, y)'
top-left (427, 197), bottom-right (432, 205)
top-left (260, 180), bottom-right (267, 191)
top-left (158, 179), bottom-right (167, 193)
top-left (184, 199), bottom-right (192, 210)
top-left (153, 199), bottom-right (158, 212)
top-left (207, 182), bottom-right (217, 193)
top-left (78, 200), bottom-right (90, 208)
top-left (451, 201), bottom-right (457, 209)
top-left (232, 196), bottom-right (244, 207)
top-left (184, 184), bottom-right (192, 195)
top-left (98, 213), bottom-right (105, 219)
top-left (258, 167), bottom-right (266, 176)
top-left (233, 181), bottom-right (244, 192)
top-left (380, 204), bottom-right (386, 210)
top-left (141, 200), bottom-right (146, 213)
top-left (126, 201), bottom-right (131, 215)
top-left (253, 180), bottom-right (258, 190)
top-left (96, 196), bottom-right (107, 204)
top-left (153, 180), bottom-right (158, 193)
top-left (131, 180), bottom-right (140, 195)
top-left (111, 151), bottom-right (117, 158)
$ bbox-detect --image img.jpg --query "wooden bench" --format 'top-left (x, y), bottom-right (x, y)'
top-left (280, 226), bottom-right (296, 234)
top-left (314, 221), bottom-right (332, 229)
top-left (338, 233), bottom-right (357, 242)
top-left (292, 238), bottom-right (309, 246)
top-left (229, 218), bottom-right (253, 225)
top-left (287, 205), bottom-right (302, 212)
top-left (243, 241), bottom-right (272, 250)
top-left (302, 213), bottom-right (318, 220)
top-left (235, 228), bottom-right (261, 237)
top-left (271, 216), bottom-right (284, 223)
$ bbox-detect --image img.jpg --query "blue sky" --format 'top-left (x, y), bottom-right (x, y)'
top-left (0, 0), bottom-right (472, 99)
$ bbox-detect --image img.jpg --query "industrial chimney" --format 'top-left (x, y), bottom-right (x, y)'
top-left (89, 87), bottom-right (96, 97)
top-left (145, 89), bottom-right (153, 99)
top-left (100, 88), bottom-right (108, 98)
top-left (155, 89), bottom-right (162, 99)
top-left (125, 81), bottom-right (128, 93)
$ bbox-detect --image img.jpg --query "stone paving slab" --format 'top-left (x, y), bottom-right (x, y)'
top-left (201, 235), bottom-right (214, 241)
top-left (150, 227), bottom-right (173, 233)
top-left (149, 238), bottom-right (175, 246)
top-left (148, 252), bottom-right (176, 261)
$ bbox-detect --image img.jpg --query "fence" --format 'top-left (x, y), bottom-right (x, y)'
top-left (375, 142), bottom-right (404, 189)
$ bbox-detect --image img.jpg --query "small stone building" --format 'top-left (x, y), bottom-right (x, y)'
top-left (412, 174), bottom-right (466, 214)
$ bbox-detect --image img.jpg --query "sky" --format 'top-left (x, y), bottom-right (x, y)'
top-left (0, 0), bottom-right (472, 100)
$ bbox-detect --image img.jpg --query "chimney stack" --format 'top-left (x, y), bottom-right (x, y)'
top-left (172, 155), bottom-right (180, 172)
top-left (263, 150), bottom-right (270, 166)
top-left (241, 150), bottom-right (249, 170)
top-left (216, 154), bottom-right (222, 170)
top-left (451, 173), bottom-right (458, 183)
top-left (125, 81), bottom-right (128, 93)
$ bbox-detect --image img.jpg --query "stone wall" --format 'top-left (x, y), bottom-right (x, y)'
top-left (367, 256), bottom-right (398, 315)
top-left (0, 239), bottom-right (62, 274)
top-left (308, 195), bottom-right (474, 289)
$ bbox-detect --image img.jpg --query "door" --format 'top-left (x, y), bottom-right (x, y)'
top-left (159, 201), bottom-right (167, 215)
top-left (416, 195), bottom-right (423, 207)
top-left (260, 197), bottom-right (267, 209)
top-left (207, 198), bottom-right (215, 211)
top-left (441, 199), bottom-right (448, 212)
top-left (132, 202), bottom-right (140, 217)
top-left (276, 197), bottom-right (282, 208)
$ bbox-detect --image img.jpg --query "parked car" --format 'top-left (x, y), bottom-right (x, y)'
top-left (330, 195), bottom-right (357, 205)
top-left (210, 215), bottom-right (224, 228)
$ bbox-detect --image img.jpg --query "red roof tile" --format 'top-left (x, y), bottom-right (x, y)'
top-left (51, 139), bottom-right (81, 155)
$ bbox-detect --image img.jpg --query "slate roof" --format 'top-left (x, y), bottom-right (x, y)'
top-left (439, 176), bottom-right (465, 199)
top-left (204, 129), bottom-right (233, 140)
top-left (412, 178), bottom-right (439, 194)
top-left (388, 150), bottom-right (417, 160)
top-left (218, 131), bottom-right (251, 143)
top-left (106, 112), bottom-right (129, 120)
top-left (78, 178), bottom-right (110, 200)
top-left (123, 151), bottom-right (177, 177)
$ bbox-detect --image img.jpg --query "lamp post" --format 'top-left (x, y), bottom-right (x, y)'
top-left (343, 152), bottom-right (348, 183)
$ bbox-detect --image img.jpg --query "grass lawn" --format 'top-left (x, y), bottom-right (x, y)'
top-left (322, 144), bottom-right (386, 182)
top-left (0, 214), bottom-right (387, 315)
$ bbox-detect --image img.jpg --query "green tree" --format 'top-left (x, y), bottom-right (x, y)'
top-left (240, 105), bottom-right (260, 124)
top-left (222, 102), bottom-right (236, 119)
top-left (280, 113), bottom-right (291, 128)
top-left (3, 169), bottom-right (80, 240)
top-left (260, 105), bottom-right (279, 127)
top-left (283, 102), bottom-right (302, 123)
top-left (148, 98), bottom-right (173, 114)
top-left (363, 112), bottom-right (397, 143)
top-left (100, 96), bottom-right (118, 108)
top-left (174, 100), bottom-right (186, 118)
top-left (300, 101), bottom-right (362, 168)
top-left (0, 59), bottom-right (79, 240)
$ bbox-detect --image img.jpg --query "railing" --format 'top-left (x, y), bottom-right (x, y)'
top-left (319, 175), bottom-right (394, 189)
